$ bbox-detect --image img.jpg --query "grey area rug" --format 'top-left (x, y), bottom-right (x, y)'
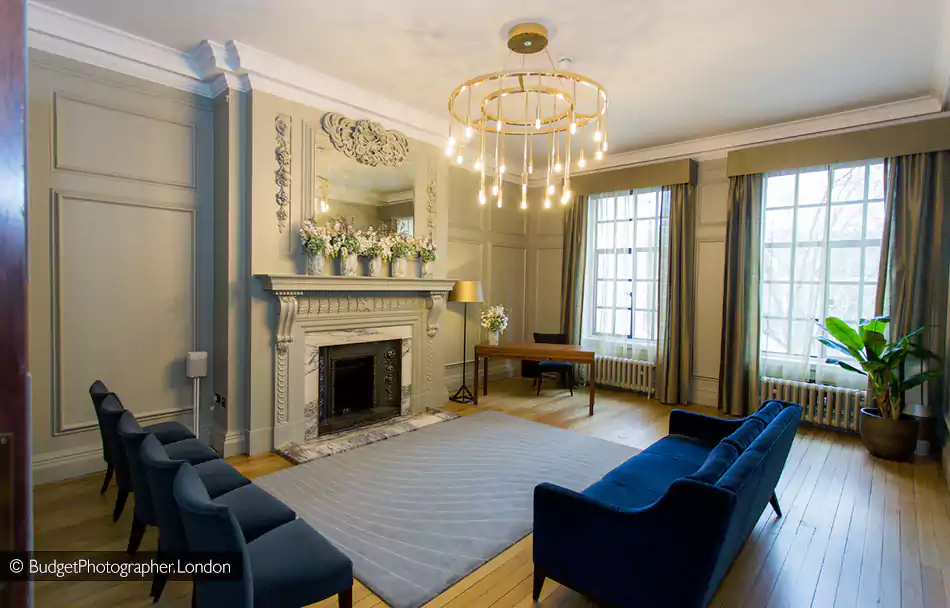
top-left (254, 411), bottom-right (638, 608)
top-left (276, 410), bottom-right (459, 465)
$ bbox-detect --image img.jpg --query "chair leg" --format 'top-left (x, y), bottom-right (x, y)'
top-left (127, 518), bottom-right (146, 555)
top-left (100, 463), bottom-right (114, 494)
top-left (113, 489), bottom-right (129, 522)
top-left (536, 374), bottom-right (542, 396)
top-left (339, 587), bottom-right (353, 608)
top-left (568, 370), bottom-right (574, 396)
top-left (151, 572), bottom-right (168, 602)
top-left (769, 491), bottom-right (782, 518)
top-left (533, 571), bottom-right (545, 600)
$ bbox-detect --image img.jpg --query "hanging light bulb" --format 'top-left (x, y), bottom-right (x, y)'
top-left (593, 130), bottom-right (603, 142)
top-left (499, 164), bottom-right (506, 175)
top-left (491, 184), bottom-right (499, 196)
top-left (520, 199), bottom-right (527, 210)
top-left (595, 149), bottom-right (603, 161)
top-left (544, 197), bottom-right (551, 209)
top-left (578, 150), bottom-right (586, 169)
top-left (447, 136), bottom-right (456, 147)
top-left (561, 188), bottom-right (572, 204)
top-left (569, 122), bottom-right (577, 135)
top-left (528, 163), bottom-right (534, 175)
top-left (555, 161), bottom-right (563, 173)
top-left (478, 190), bottom-right (486, 205)
top-left (474, 157), bottom-right (482, 171)
top-left (497, 192), bottom-right (503, 208)
top-left (444, 145), bottom-right (453, 157)
top-left (602, 140), bottom-right (609, 152)
top-left (535, 117), bottom-right (541, 130)
top-left (456, 154), bottom-right (464, 165)
top-left (547, 183), bottom-right (555, 195)
top-left (465, 125), bottom-right (473, 139)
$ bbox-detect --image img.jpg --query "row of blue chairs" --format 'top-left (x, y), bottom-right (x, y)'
top-left (89, 381), bottom-right (354, 607)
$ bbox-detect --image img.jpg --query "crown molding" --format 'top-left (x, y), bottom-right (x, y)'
top-left (27, 1), bottom-right (211, 96)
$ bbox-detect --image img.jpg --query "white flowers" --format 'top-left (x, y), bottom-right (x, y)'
top-left (480, 305), bottom-right (509, 333)
top-left (300, 217), bottom-right (439, 263)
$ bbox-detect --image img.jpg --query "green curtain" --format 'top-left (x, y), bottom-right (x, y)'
top-left (718, 174), bottom-right (764, 415)
top-left (876, 152), bottom-right (950, 413)
top-left (656, 184), bottom-right (695, 404)
top-left (561, 195), bottom-right (589, 345)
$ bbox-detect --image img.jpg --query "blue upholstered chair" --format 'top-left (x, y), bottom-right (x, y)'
top-left (140, 434), bottom-right (298, 602)
top-left (531, 333), bottom-right (574, 396)
top-left (89, 380), bottom-right (194, 495)
top-left (174, 463), bottom-right (354, 608)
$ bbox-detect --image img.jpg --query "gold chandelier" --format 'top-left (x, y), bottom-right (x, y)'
top-left (446, 22), bottom-right (608, 210)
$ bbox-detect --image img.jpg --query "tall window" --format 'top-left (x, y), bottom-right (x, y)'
top-left (583, 188), bottom-right (665, 358)
top-left (760, 159), bottom-right (886, 381)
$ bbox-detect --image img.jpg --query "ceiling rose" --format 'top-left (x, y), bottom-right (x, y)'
top-left (446, 22), bottom-right (608, 210)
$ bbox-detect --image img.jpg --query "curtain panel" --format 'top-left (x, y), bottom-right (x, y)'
top-left (877, 152), bottom-right (950, 414)
top-left (655, 183), bottom-right (695, 404)
top-left (561, 195), bottom-right (589, 346)
top-left (718, 174), bottom-right (764, 416)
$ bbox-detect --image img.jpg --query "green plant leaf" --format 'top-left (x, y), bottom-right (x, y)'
top-left (902, 370), bottom-right (941, 391)
top-left (862, 331), bottom-right (887, 359)
top-left (860, 315), bottom-right (890, 334)
top-left (825, 317), bottom-right (865, 353)
top-left (817, 336), bottom-right (865, 362)
top-left (825, 358), bottom-right (868, 375)
top-left (908, 344), bottom-right (940, 361)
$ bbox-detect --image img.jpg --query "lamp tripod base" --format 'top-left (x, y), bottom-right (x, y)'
top-left (449, 384), bottom-right (475, 404)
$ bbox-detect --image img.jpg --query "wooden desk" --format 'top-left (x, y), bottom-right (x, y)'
top-left (474, 342), bottom-right (597, 415)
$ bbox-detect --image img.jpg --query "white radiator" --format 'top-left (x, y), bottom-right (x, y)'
top-left (594, 356), bottom-right (655, 396)
top-left (759, 376), bottom-right (867, 431)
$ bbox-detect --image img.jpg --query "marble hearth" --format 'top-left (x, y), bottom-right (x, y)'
top-left (257, 274), bottom-right (455, 448)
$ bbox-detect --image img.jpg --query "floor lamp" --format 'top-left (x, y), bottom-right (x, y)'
top-left (448, 280), bottom-right (484, 404)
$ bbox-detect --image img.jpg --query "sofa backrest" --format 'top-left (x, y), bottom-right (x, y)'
top-left (703, 402), bottom-right (802, 604)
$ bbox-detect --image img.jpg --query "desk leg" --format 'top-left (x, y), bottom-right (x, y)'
top-left (588, 362), bottom-right (595, 416)
top-left (483, 357), bottom-right (489, 396)
top-left (473, 356), bottom-right (479, 405)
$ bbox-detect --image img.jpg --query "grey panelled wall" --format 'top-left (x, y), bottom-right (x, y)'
top-left (29, 52), bottom-right (214, 483)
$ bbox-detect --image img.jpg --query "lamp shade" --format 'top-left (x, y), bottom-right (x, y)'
top-left (448, 280), bottom-right (484, 303)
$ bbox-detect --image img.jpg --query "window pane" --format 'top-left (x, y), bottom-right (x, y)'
top-left (596, 222), bottom-right (614, 249)
top-left (862, 285), bottom-right (878, 320)
top-left (791, 282), bottom-right (823, 318)
top-left (595, 308), bottom-right (612, 334)
top-left (615, 220), bottom-right (634, 249)
top-left (790, 319), bottom-right (819, 358)
top-left (637, 192), bottom-right (658, 218)
top-left (616, 253), bottom-right (633, 280)
top-left (762, 282), bottom-right (790, 317)
top-left (796, 206), bottom-right (827, 242)
top-left (763, 247), bottom-right (792, 281)
top-left (831, 166), bottom-right (866, 202)
top-left (636, 251), bottom-right (655, 279)
top-left (829, 247), bottom-right (862, 282)
top-left (866, 201), bottom-right (885, 239)
top-left (633, 311), bottom-right (654, 340)
top-left (828, 284), bottom-right (860, 320)
top-left (635, 281), bottom-right (655, 310)
top-left (614, 310), bottom-right (631, 338)
top-left (798, 170), bottom-right (828, 206)
top-left (635, 219), bottom-right (657, 247)
top-left (595, 281), bottom-right (613, 307)
top-left (615, 281), bottom-right (633, 307)
top-left (794, 246), bottom-right (825, 281)
top-left (766, 174), bottom-right (796, 208)
top-left (764, 209), bottom-right (794, 243)
top-left (616, 195), bottom-right (634, 220)
top-left (597, 197), bottom-right (615, 221)
top-left (864, 246), bottom-right (880, 282)
top-left (829, 204), bottom-right (864, 241)
top-left (868, 162), bottom-right (885, 199)
top-left (762, 318), bottom-right (789, 354)
top-left (597, 253), bottom-right (615, 279)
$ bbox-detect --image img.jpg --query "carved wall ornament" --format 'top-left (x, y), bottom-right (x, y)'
top-left (275, 114), bottom-right (292, 233)
top-left (274, 292), bottom-right (300, 425)
top-left (426, 160), bottom-right (437, 237)
top-left (425, 293), bottom-right (445, 338)
top-left (321, 112), bottom-right (409, 167)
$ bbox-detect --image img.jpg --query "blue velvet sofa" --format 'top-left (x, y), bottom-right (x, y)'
top-left (533, 400), bottom-right (803, 608)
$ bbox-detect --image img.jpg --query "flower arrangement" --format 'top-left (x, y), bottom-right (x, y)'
top-left (415, 235), bottom-right (438, 264)
top-left (357, 227), bottom-right (386, 259)
top-left (389, 232), bottom-right (416, 260)
top-left (299, 219), bottom-right (333, 258)
top-left (327, 216), bottom-right (360, 258)
top-left (480, 305), bottom-right (509, 333)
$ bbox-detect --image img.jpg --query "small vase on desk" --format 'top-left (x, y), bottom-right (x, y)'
top-left (392, 257), bottom-right (408, 278)
top-left (368, 257), bottom-right (383, 277)
top-left (306, 254), bottom-right (325, 276)
top-left (340, 253), bottom-right (358, 277)
top-left (421, 261), bottom-right (434, 278)
top-left (488, 330), bottom-right (500, 345)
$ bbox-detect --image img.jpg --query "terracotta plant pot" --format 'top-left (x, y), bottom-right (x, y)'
top-left (858, 408), bottom-right (918, 461)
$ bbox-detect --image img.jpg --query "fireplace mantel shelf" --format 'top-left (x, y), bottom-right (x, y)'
top-left (257, 274), bottom-right (456, 294)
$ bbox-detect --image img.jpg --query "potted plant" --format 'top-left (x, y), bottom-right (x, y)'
top-left (819, 316), bottom-right (940, 461)
top-left (389, 232), bottom-right (415, 278)
top-left (480, 305), bottom-right (509, 345)
top-left (415, 235), bottom-right (437, 278)
top-left (299, 219), bottom-right (333, 276)
top-left (328, 217), bottom-right (360, 276)
top-left (358, 228), bottom-right (386, 277)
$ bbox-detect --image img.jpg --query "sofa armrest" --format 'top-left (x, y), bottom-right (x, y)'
top-left (668, 409), bottom-right (744, 444)
top-left (533, 481), bottom-right (735, 607)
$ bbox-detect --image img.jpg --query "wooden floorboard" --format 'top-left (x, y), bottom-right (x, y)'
top-left (32, 378), bottom-right (950, 607)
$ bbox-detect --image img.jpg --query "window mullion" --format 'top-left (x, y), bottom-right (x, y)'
top-left (786, 169), bottom-right (800, 355)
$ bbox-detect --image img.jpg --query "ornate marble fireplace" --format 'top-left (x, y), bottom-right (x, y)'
top-left (257, 274), bottom-right (455, 448)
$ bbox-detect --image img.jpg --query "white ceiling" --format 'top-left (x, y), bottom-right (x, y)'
top-left (38, 0), bottom-right (945, 154)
